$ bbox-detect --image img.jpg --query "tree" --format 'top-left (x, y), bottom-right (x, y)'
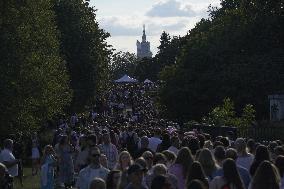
top-left (158, 31), bottom-right (171, 54)
top-left (134, 57), bottom-right (159, 81)
top-left (54, 0), bottom-right (112, 112)
top-left (0, 0), bottom-right (71, 134)
top-left (159, 0), bottom-right (284, 121)
top-left (110, 51), bottom-right (138, 80)
top-left (202, 98), bottom-right (256, 128)
top-left (155, 32), bottom-right (187, 73)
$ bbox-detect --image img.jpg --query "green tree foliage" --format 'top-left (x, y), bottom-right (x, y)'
top-left (54, 0), bottom-right (111, 112)
top-left (202, 98), bottom-right (256, 127)
top-left (134, 57), bottom-right (159, 81)
top-left (159, 0), bottom-right (284, 121)
top-left (110, 51), bottom-right (138, 80)
top-left (156, 31), bottom-right (187, 69)
top-left (0, 0), bottom-right (71, 134)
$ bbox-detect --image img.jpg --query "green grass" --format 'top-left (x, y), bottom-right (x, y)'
top-left (14, 168), bottom-right (40, 189)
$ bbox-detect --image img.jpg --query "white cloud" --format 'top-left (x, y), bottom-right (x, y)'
top-left (94, 0), bottom-right (221, 54)
top-left (98, 15), bottom-right (199, 37)
top-left (146, 0), bottom-right (196, 17)
top-left (98, 15), bottom-right (201, 54)
top-left (99, 16), bottom-right (141, 36)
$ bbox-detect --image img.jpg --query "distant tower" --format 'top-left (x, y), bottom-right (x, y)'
top-left (136, 25), bottom-right (152, 59)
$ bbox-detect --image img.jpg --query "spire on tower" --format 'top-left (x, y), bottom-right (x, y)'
top-left (142, 24), bottom-right (146, 42)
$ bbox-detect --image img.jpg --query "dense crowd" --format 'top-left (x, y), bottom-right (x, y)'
top-left (1, 83), bottom-right (284, 189)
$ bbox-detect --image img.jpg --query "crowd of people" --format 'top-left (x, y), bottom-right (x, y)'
top-left (1, 83), bottom-right (284, 189)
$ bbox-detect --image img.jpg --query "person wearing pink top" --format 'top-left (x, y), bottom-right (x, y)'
top-left (168, 147), bottom-right (194, 189)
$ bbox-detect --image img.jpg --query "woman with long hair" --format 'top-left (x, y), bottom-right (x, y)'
top-left (249, 145), bottom-right (271, 176)
top-left (250, 160), bottom-right (281, 189)
top-left (197, 148), bottom-right (220, 180)
top-left (235, 138), bottom-right (254, 171)
top-left (169, 147), bottom-right (194, 189)
top-left (187, 161), bottom-right (209, 189)
top-left (58, 135), bottom-right (74, 188)
top-left (31, 132), bottom-right (40, 176)
top-left (209, 159), bottom-right (244, 189)
top-left (115, 151), bottom-right (133, 171)
top-left (275, 156), bottom-right (284, 189)
top-left (106, 170), bottom-right (122, 189)
top-left (41, 145), bottom-right (57, 189)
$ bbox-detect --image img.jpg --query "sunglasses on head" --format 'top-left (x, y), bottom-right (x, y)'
top-left (145, 156), bottom-right (153, 160)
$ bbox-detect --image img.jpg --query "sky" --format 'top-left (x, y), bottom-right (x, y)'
top-left (90, 0), bottom-right (221, 55)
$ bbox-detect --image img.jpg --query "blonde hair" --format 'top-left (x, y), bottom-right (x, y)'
top-left (197, 148), bottom-right (219, 178)
top-left (153, 163), bottom-right (167, 175)
top-left (116, 151), bottom-right (133, 170)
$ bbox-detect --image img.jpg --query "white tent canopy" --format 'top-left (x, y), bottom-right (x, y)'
top-left (114, 74), bottom-right (138, 83)
top-left (144, 79), bottom-right (153, 83)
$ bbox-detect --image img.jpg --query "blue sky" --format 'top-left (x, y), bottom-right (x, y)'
top-left (90, 0), bottom-right (220, 55)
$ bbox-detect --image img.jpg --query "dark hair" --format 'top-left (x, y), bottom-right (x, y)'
top-left (87, 134), bottom-right (97, 145)
top-left (135, 157), bottom-right (147, 171)
top-left (158, 133), bottom-right (171, 152)
top-left (155, 128), bottom-right (161, 136)
top-left (213, 141), bottom-right (224, 148)
top-left (251, 161), bottom-right (280, 189)
top-left (225, 148), bottom-right (238, 161)
top-left (187, 161), bottom-right (209, 188)
top-left (275, 155), bottom-right (284, 177)
top-left (153, 153), bottom-right (167, 165)
top-left (187, 179), bottom-right (207, 189)
top-left (59, 135), bottom-right (68, 145)
top-left (162, 150), bottom-right (176, 163)
top-left (250, 145), bottom-right (271, 176)
top-left (151, 175), bottom-right (168, 189)
top-left (220, 137), bottom-right (229, 148)
top-left (274, 146), bottom-right (284, 157)
top-left (3, 139), bottom-right (13, 149)
top-left (268, 142), bottom-right (278, 153)
top-left (214, 146), bottom-right (226, 161)
top-left (203, 134), bottom-right (211, 141)
top-left (175, 147), bottom-right (194, 179)
top-left (187, 138), bottom-right (200, 155)
top-left (247, 139), bottom-right (256, 154)
top-left (223, 159), bottom-right (244, 189)
top-left (255, 145), bottom-right (270, 161)
top-left (197, 134), bottom-right (205, 149)
top-left (106, 170), bottom-right (121, 189)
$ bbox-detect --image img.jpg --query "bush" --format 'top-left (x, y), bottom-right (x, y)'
top-left (202, 98), bottom-right (256, 127)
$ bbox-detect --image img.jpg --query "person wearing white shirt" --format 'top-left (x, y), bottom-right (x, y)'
top-left (0, 139), bottom-right (19, 177)
top-left (76, 147), bottom-right (109, 189)
top-left (148, 129), bottom-right (162, 152)
top-left (235, 138), bottom-right (254, 170)
top-left (98, 133), bottom-right (118, 170)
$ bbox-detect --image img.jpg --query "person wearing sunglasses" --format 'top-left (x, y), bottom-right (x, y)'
top-left (76, 147), bottom-right (110, 189)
